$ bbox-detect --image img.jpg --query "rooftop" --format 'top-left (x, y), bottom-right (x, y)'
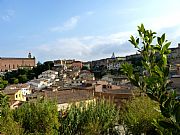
top-left (44, 89), bottom-right (93, 104)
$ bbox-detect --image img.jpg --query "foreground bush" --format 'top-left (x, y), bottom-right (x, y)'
top-left (1, 95), bottom-right (119, 134)
top-left (0, 109), bottom-right (23, 135)
top-left (59, 99), bottom-right (119, 135)
top-left (120, 96), bottom-right (164, 135)
top-left (13, 99), bottom-right (59, 135)
top-left (0, 93), bottom-right (23, 135)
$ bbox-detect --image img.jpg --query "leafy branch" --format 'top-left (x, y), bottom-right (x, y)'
top-left (122, 24), bottom-right (180, 134)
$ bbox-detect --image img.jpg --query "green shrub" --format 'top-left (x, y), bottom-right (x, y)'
top-left (13, 99), bottom-right (59, 135)
top-left (120, 96), bottom-right (163, 135)
top-left (59, 99), bottom-right (119, 135)
top-left (0, 93), bottom-right (23, 135)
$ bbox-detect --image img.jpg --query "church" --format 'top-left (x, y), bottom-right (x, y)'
top-left (0, 53), bottom-right (36, 72)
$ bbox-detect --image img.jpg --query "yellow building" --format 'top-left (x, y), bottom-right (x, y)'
top-left (3, 84), bottom-right (31, 102)
top-left (3, 89), bottom-right (26, 101)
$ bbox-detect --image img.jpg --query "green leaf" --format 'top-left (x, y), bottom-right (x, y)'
top-left (162, 54), bottom-right (167, 66)
top-left (160, 94), bottom-right (168, 104)
top-left (174, 103), bottom-right (180, 124)
top-left (162, 42), bottom-right (171, 54)
top-left (154, 65), bottom-right (163, 77)
top-left (160, 105), bottom-right (171, 118)
top-left (140, 24), bottom-right (145, 33)
top-left (161, 33), bottom-right (165, 44)
top-left (163, 66), bottom-right (169, 77)
top-left (146, 93), bottom-right (159, 102)
top-left (159, 120), bottom-right (175, 129)
top-left (164, 98), bottom-right (171, 109)
top-left (163, 42), bottom-right (171, 50)
top-left (154, 45), bottom-right (161, 51)
top-left (157, 37), bottom-right (162, 45)
top-left (136, 38), bottom-right (139, 45)
top-left (129, 78), bottom-right (139, 87)
top-left (121, 63), bottom-right (133, 76)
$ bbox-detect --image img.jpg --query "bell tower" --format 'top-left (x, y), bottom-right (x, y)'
top-left (111, 52), bottom-right (116, 59)
top-left (28, 52), bottom-right (32, 58)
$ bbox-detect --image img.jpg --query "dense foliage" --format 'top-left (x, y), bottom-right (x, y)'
top-left (0, 93), bottom-right (120, 135)
top-left (0, 77), bottom-right (8, 89)
top-left (120, 96), bottom-right (164, 134)
top-left (0, 93), bottom-right (23, 135)
top-left (59, 100), bottom-right (119, 135)
top-left (122, 24), bottom-right (180, 134)
top-left (92, 65), bottom-right (107, 79)
top-left (13, 99), bottom-right (59, 135)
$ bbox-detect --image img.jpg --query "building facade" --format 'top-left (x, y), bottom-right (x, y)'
top-left (0, 53), bottom-right (35, 72)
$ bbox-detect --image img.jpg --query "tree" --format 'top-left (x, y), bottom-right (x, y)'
top-left (0, 84), bottom-right (4, 89)
top-left (2, 80), bottom-right (8, 87)
top-left (18, 75), bottom-right (28, 83)
top-left (122, 24), bottom-right (180, 134)
top-left (81, 66), bottom-right (89, 70)
top-left (0, 77), bottom-right (8, 89)
top-left (13, 78), bottom-right (19, 84)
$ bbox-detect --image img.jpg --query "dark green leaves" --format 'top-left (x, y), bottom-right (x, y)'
top-left (129, 35), bottom-right (139, 48)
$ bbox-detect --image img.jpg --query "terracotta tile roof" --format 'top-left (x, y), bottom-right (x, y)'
top-left (5, 83), bottom-right (29, 90)
top-left (44, 90), bottom-right (93, 104)
top-left (2, 89), bottom-right (19, 95)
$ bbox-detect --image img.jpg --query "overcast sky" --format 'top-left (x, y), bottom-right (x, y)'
top-left (0, 0), bottom-right (180, 62)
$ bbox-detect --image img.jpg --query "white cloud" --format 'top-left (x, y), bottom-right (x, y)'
top-left (131, 9), bottom-right (180, 48)
top-left (32, 31), bottom-right (135, 62)
top-left (1, 9), bottom-right (15, 21)
top-left (115, 8), bottom-right (139, 15)
top-left (86, 11), bottom-right (95, 16)
top-left (50, 16), bottom-right (80, 32)
top-left (149, 14), bottom-right (180, 31)
top-left (133, 8), bottom-right (180, 32)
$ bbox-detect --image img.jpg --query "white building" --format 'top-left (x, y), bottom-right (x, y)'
top-left (107, 61), bottom-right (125, 70)
top-left (28, 78), bottom-right (52, 90)
top-left (38, 70), bottom-right (58, 80)
top-left (101, 74), bottom-right (129, 85)
top-left (5, 83), bottom-right (31, 96)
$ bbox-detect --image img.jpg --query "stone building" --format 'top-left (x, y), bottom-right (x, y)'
top-left (0, 53), bottom-right (35, 72)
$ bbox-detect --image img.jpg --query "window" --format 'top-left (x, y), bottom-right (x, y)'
top-left (16, 95), bottom-right (18, 98)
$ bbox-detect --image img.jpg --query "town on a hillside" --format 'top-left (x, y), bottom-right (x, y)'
top-left (0, 44), bottom-right (180, 110)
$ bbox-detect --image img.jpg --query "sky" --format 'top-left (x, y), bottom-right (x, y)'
top-left (0, 0), bottom-right (180, 62)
